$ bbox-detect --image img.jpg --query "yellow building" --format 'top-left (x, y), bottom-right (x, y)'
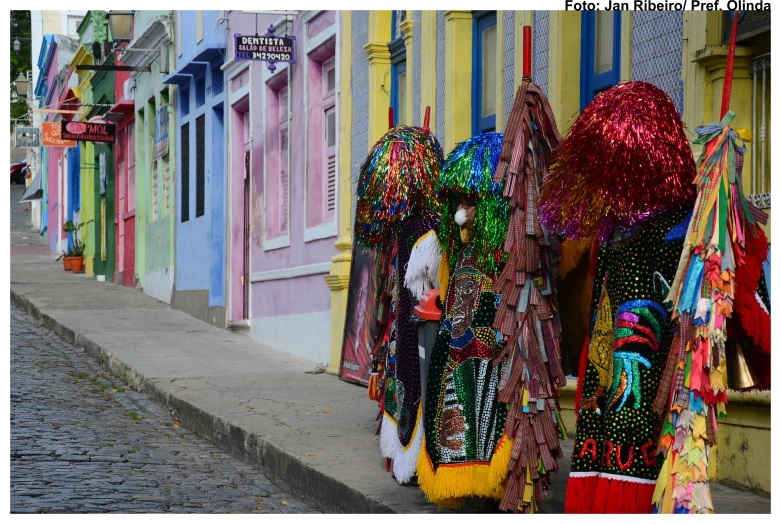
top-left (334, 9), bottom-right (770, 493)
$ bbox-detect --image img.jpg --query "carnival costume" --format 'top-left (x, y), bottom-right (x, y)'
top-left (355, 125), bottom-right (444, 484)
top-left (651, 109), bottom-right (770, 513)
top-left (538, 82), bottom-right (698, 513)
top-left (491, 82), bottom-right (568, 513)
top-left (417, 133), bottom-right (513, 506)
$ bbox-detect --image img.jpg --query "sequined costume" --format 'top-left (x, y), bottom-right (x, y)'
top-left (417, 133), bottom-right (512, 506)
top-left (417, 243), bottom-right (511, 505)
top-left (537, 82), bottom-right (698, 513)
top-left (354, 125), bottom-right (445, 484)
top-left (568, 208), bottom-right (689, 513)
top-left (380, 215), bottom-right (440, 483)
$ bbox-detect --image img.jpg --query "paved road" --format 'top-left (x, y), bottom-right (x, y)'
top-left (10, 305), bottom-right (317, 514)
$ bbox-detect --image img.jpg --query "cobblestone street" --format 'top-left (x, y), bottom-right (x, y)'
top-left (10, 305), bottom-right (316, 514)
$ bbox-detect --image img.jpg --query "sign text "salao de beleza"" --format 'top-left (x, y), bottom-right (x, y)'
top-left (235, 34), bottom-right (296, 63)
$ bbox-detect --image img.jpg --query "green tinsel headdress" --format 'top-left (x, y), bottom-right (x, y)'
top-left (437, 132), bottom-right (509, 277)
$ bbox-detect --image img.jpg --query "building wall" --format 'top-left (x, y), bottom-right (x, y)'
top-left (224, 11), bottom-right (340, 364)
top-left (171, 10), bottom-right (228, 327)
top-left (133, 10), bottom-right (177, 303)
top-left (631, 11), bottom-right (685, 115)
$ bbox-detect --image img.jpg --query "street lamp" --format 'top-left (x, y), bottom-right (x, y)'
top-left (13, 38), bottom-right (20, 52)
top-left (106, 11), bottom-right (135, 43)
top-left (15, 73), bottom-right (28, 99)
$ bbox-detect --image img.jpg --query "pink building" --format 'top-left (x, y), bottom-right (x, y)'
top-left (223, 11), bottom-right (342, 364)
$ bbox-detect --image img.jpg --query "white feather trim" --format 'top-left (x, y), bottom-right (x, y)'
top-left (379, 412), bottom-right (424, 484)
top-left (392, 415), bottom-right (423, 484)
top-left (404, 230), bottom-right (441, 301)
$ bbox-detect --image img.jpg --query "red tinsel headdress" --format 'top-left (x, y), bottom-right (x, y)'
top-left (539, 81), bottom-right (696, 242)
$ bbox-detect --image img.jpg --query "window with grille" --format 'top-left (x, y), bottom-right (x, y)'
top-left (196, 114), bottom-right (206, 217)
top-left (181, 122), bottom-right (190, 222)
top-left (279, 87), bottom-right (289, 235)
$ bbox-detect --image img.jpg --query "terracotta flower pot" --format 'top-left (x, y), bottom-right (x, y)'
top-left (68, 256), bottom-right (84, 273)
top-left (63, 257), bottom-right (73, 271)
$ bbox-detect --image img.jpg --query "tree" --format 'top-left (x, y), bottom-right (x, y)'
top-left (11, 11), bottom-right (32, 132)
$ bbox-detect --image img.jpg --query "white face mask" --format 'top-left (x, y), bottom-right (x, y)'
top-left (455, 208), bottom-right (468, 227)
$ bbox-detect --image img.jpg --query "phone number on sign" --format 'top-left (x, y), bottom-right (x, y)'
top-left (252, 52), bottom-right (291, 61)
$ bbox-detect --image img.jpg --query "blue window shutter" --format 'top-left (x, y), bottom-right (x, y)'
top-left (70, 145), bottom-right (80, 212)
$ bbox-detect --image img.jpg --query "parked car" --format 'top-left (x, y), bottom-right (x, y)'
top-left (10, 158), bottom-right (27, 184)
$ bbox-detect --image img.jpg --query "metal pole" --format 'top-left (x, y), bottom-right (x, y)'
top-left (752, 61), bottom-right (757, 196)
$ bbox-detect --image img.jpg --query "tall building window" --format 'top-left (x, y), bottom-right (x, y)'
top-left (581, 11), bottom-right (621, 110)
top-left (473, 11), bottom-right (497, 134)
top-left (322, 58), bottom-right (337, 220)
top-left (390, 11), bottom-right (408, 126)
top-left (195, 114), bottom-right (206, 218)
top-left (180, 122), bottom-right (190, 223)
top-left (278, 86), bottom-right (290, 235)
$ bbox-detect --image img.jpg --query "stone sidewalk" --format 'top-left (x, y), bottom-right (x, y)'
top-left (9, 241), bottom-right (771, 513)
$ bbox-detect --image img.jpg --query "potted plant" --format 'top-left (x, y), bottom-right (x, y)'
top-left (56, 250), bottom-right (73, 271)
top-left (63, 220), bottom-right (85, 273)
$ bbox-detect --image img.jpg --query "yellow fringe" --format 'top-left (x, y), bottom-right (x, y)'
top-left (438, 254), bottom-right (450, 302)
top-left (416, 434), bottom-right (512, 506)
top-left (559, 237), bottom-right (593, 279)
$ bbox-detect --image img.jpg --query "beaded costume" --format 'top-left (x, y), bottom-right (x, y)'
top-left (538, 82), bottom-right (698, 513)
top-left (355, 125), bottom-right (444, 484)
top-left (417, 133), bottom-right (512, 506)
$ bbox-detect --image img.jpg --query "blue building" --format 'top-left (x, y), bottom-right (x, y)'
top-left (164, 10), bottom-right (227, 326)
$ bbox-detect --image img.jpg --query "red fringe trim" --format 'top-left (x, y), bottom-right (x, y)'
top-left (591, 476), bottom-right (655, 514)
top-left (564, 475), bottom-right (600, 513)
top-left (734, 227), bottom-right (770, 354)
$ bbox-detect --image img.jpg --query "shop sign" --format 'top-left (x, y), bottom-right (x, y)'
top-left (14, 126), bottom-right (40, 148)
top-left (153, 105), bottom-right (169, 161)
top-left (60, 120), bottom-right (116, 144)
top-left (235, 34), bottom-right (296, 64)
top-left (42, 122), bottom-right (77, 147)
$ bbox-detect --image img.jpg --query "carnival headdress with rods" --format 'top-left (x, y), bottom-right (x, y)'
top-left (437, 132), bottom-right (508, 277)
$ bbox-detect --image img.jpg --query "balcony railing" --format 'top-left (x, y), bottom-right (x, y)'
top-left (749, 53), bottom-right (771, 210)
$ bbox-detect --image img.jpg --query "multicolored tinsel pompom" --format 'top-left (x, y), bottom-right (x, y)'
top-left (437, 132), bottom-right (509, 277)
top-left (539, 81), bottom-right (696, 243)
top-left (355, 126), bottom-right (444, 249)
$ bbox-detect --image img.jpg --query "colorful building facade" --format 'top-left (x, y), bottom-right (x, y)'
top-left (222, 10), bottom-right (343, 365)
top-left (123, 11), bottom-right (176, 298)
top-left (165, 10), bottom-right (228, 326)
top-left (29, 9), bottom-right (770, 493)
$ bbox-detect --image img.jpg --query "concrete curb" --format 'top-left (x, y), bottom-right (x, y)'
top-left (11, 289), bottom-right (393, 514)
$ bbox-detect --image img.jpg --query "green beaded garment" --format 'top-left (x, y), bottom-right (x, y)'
top-left (417, 243), bottom-right (510, 506)
top-left (568, 208), bottom-right (689, 512)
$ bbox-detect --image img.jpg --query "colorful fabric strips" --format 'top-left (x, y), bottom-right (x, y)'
top-left (653, 111), bottom-right (759, 514)
top-left (491, 82), bottom-right (567, 513)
